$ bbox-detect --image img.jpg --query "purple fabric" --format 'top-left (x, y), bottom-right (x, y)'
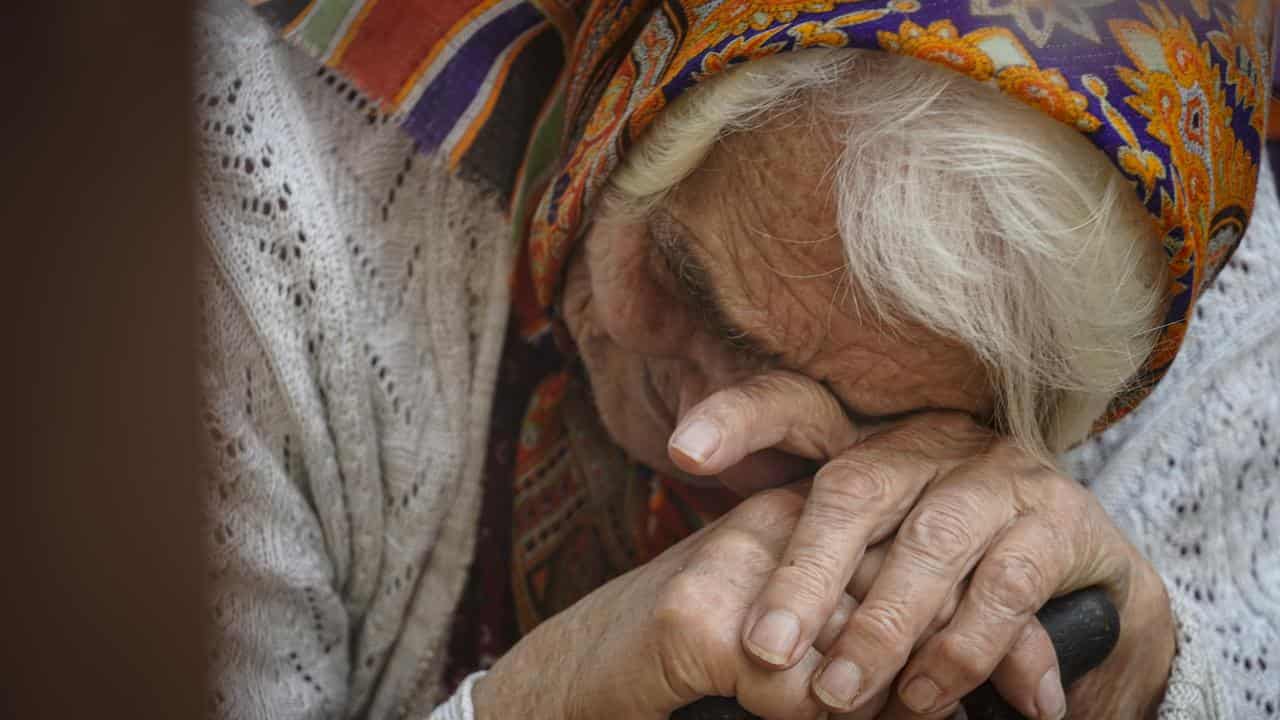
top-left (401, 2), bottom-right (547, 155)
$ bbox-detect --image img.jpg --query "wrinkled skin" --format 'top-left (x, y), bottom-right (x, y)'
top-left (561, 121), bottom-right (993, 494)
top-left (475, 116), bottom-right (1174, 719)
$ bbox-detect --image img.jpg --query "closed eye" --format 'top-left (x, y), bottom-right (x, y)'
top-left (648, 209), bottom-right (781, 365)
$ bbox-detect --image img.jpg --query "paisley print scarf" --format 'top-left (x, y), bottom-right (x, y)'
top-left (251, 0), bottom-right (1276, 681)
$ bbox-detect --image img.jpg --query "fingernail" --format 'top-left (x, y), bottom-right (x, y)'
top-left (1037, 668), bottom-right (1066, 720)
top-left (746, 609), bottom-right (800, 666)
top-left (814, 658), bottom-right (862, 710)
top-left (670, 419), bottom-right (721, 465)
top-left (901, 676), bottom-right (940, 713)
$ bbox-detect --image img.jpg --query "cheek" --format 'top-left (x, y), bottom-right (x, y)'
top-left (579, 337), bottom-right (686, 475)
top-left (566, 224), bottom-right (694, 474)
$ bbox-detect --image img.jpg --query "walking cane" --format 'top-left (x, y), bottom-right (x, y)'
top-left (672, 587), bottom-right (1120, 720)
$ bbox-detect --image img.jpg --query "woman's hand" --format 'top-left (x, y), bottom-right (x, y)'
top-left (471, 483), bottom-right (861, 720)
top-left (668, 371), bottom-right (1176, 719)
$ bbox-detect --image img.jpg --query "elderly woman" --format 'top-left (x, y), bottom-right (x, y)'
top-left (198, 0), bottom-right (1279, 719)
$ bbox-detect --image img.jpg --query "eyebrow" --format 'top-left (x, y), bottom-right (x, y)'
top-left (648, 211), bottom-right (780, 363)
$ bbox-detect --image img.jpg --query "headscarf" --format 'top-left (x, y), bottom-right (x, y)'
top-left (254, 0), bottom-right (1275, 680)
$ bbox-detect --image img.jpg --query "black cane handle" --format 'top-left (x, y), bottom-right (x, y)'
top-left (672, 587), bottom-right (1120, 720)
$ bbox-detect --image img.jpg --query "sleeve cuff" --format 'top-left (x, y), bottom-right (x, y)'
top-left (1156, 591), bottom-right (1226, 720)
top-left (428, 671), bottom-right (487, 720)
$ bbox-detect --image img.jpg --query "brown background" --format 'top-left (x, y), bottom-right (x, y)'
top-left (0, 2), bottom-right (204, 718)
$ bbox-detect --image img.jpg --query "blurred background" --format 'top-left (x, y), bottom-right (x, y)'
top-left (1, 3), bottom-right (203, 718)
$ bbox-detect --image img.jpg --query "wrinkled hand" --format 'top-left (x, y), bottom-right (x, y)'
top-left (473, 486), bottom-right (881, 720)
top-left (668, 371), bottom-right (1175, 719)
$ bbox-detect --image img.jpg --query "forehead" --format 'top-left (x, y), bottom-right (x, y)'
top-left (674, 113), bottom-right (843, 242)
top-left (662, 117), bottom-right (993, 417)
top-left (665, 117), bottom-right (851, 361)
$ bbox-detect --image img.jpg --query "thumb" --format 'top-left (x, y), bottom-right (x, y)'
top-left (668, 370), bottom-right (865, 476)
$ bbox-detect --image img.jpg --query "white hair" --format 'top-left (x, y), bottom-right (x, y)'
top-left (607, 50), bottom-right (1167, 459)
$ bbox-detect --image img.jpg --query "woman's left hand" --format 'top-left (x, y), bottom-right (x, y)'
top-left (668, 371), bottom-right (1175, 719)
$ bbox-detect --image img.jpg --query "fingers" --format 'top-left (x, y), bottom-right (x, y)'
top-left (654, 575), bottom-right (831, 720)
top-left (893, 514), bottom-right (1075, 719)
top-left (990, 621), bottom-right (1064, 720)
top-left (737, 591), bottom-right (861, 719)
top-left (667, 370), bottom-right (863, 475)
top-left (815, 593), bottom-right (858, 654)
top-left (741, 415), bottom-right (990, 672)
top-left (811, 458), bottom-right (1018, 713)
top-left (741, 451), bottom-right (931, 670)
top-left (658, 489), bottom-right (861, 720)
top-left (680, 374), bottom-right (1124, 720)
top-left (875, 696), bottom-right (960, 720)
top-left (830, 688), bottom-right (892, 720)
top-left (735, 648), bottom-right (833, 720)
top-left (738, 462), bottom-right (905, 665)
top-left (847, 542), bottom-right (888, 600)
top-left (873, 621), bottom-right (1058, 720)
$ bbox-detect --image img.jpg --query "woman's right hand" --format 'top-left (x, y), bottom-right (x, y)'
top-left (471, 485), bottom-right (851, 720)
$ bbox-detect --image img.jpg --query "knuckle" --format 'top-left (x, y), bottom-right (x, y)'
top-left (717, 383), bottom-right (761, 412)
top-left (700, 527), bottom-right (775, 572)
top-left (926, 585), bottom-right (965, 636)
top-left (732, 372), bottom-right (804, 408)
top-left (940, 584), bottom-right (964, 620)
top-left (983, 436), bottom-right (1034, 466)
top-left (854, 601), bottom-right (916, 658)
top-left (815, 458), bottom-right (892, 506)
top-left (800, 492), bottom-right (864, 536)
top-left (698, 381), bottom-right (772, 428)
top-left (757, 486), bottom-right (807, 515)
top-left (1010, 619), bottom-right (1041, 653)
top-left (654, 574), bottom-right (703, 631)
top-left (885, 422), bottom-right (936, 453)
top-left (1047, 476), bottom-right (1094, 520)
top-left (899, 500), bottom-right (979, 571)
top-left (773, 555), bottom-right (843, 608)
top-left (654, 573), bottom-right (730, 650)
top-left (756, 370), bottom-right (809, 395)
top-left (934, 631), bottom-right (998, 689)
top-left (922, 613), bottom-right (949, 640)
top-left (922, 412), bottom-right (983, 438)
top-left (901, 412), bottom-right (988, 452)
top-left (734, 487), bottom-right (804, 527)
top-left (819, 595), bottom-right (857, 646)
top-left (976, 550), bottom-right (1046, 618)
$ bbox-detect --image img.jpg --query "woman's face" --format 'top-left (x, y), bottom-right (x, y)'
top-left (561, 117), bottom-right (994, 495)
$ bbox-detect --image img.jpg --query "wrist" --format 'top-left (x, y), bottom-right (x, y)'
top-left (1103, 560), bottom-right (1176, 716)
top-left (1129, 565), bottom-right (1176, 718)
top-left (472, 613), bottom-right (581, 720)
top-left (1067, 555), bottom-right (1174, 717)
top-left (470, 670), bottom-right (499, 720)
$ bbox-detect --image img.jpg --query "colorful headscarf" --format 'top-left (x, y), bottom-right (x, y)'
top-left (254, 0), bottom-right (1276, 677)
